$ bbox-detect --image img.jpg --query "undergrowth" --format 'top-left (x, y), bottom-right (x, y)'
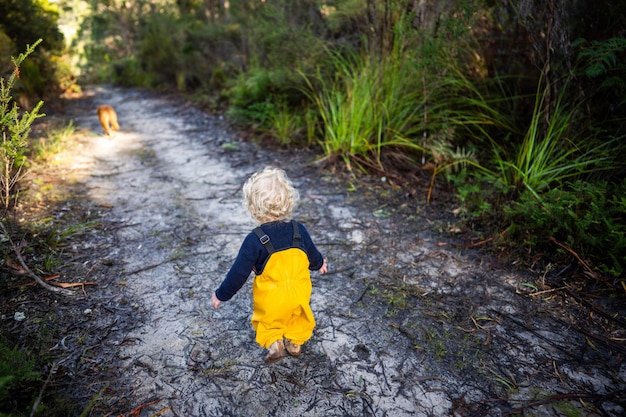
top-left (504, 178), bottom-right (626, 279)
top-left (69, 0), bottom-right (626, 283)
top-left (1, 40), bottom-right (94, 417)
top-left (0, 337), bottom-right (41, 416)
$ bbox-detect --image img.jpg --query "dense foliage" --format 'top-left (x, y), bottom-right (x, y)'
top-left (0, 0), bottom-right (68, 104)
top-left (0, 40), bottom-right (45, 210)
top-left (5, 0), bottom-right (626, 285)
top-left (0, 42), bottom-right (47, 417)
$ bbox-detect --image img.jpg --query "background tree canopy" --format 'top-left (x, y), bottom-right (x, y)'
top-left (2, 0), bottom-right (625, 277)
top-left (0, 0), bottom-right (66, 104)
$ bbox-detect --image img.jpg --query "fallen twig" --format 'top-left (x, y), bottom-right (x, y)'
top-left (8, 264), bottom-right (95, 292)
top-left (458, 236), bottom-right (493, 247)
top-left (490, 309), bottom-right (581, 360)
top-left (124, 250), bottom-right (230, 275)
top-left (565, 288), bottom-right (626, 328)
top-left (50, 281), bottom-right (96, 288)
top-left (498, 390), bottom-right (625, 415)
top-left (528, 286), bottom-right (567, 297)
top-left (30, 362), bottom-right (57, 417)
top-left (549, 236), bottom-right (599, 279)
top-left (11, 274), bottom-right (61, 288)
top-left (117, 399), bottom-right (161, 417)
top-left (455, 229), bottom-right (508, 248)
top-left (427, 169), bottom-right (437, 204)
top-left (1, 221), bottom-right (77, 297)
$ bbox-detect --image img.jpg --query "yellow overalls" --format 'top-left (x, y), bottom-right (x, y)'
top-left (250, 222), bottom-right (316, 348)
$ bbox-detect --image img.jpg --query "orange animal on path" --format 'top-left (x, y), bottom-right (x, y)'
top-left (97, 105), bottom-right (119, 137)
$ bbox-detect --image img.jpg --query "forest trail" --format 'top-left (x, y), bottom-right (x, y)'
top-left (37, 86), bottom-right (625, 416)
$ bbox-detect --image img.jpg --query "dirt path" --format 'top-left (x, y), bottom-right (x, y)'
top-left (13, 86), bottom-right (625, 416)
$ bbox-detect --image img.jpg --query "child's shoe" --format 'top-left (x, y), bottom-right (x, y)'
top-left (284, 339), bottom-right (302, 356)
top-left (264, 339), bottom-right (286, 364)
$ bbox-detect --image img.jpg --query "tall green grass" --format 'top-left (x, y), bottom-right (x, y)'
top-left (488, 80), bottom-right (619, 201)
top-left (301, 34), bottom-right (513, 178)
top-left (301, 47), bottom-right (427, 170)
top-left (268, 99), bottom-right (303, 146)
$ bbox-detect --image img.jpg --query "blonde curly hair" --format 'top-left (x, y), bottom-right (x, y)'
top-left (243, 167), bottom-right (300, 224)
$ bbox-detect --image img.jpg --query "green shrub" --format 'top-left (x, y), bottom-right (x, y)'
top-left (0, 30), bottom-right (15, 72)
top-left (267, 99), bottom-right (304, 146)
top-left (449, 168), bottom-right (511, 221)
top-left (138, 11), bottom-right (186, 89)
top-left (226, 68), bottom-right (306, 129)
top-left (301, 45), bottom-right (429, 169)
top-left (0, 338), bottom-right (41, 415)
top-left (109, 56), bottom-right (144, 87)
top-left (504, 178), bottom-right (626, 278)
top-left (1, 40), bottom-right (45, 210)
top-left (228, 68), bottom-right (274, 112)
top-left (576, 36), bottom-right (626, 94)
top-left (0, 0), bottom-right (64, 101)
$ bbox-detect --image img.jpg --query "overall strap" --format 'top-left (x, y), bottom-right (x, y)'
top-left (291, 220), bottom-right (301, 247)
top-left (253, 227), bottom-right (276, 255)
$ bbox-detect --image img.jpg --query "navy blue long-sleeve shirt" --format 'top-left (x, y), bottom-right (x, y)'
top-left (215, 220), bottom-right (325, 302)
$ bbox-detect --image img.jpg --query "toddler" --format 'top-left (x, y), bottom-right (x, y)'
top-left (212, 167), bottom-right (328, 363)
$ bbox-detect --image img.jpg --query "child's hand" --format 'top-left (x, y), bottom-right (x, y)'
top-left (211, 292), bottom-right (222, 309)
top-left (319, 258), bottom-right (328, 274)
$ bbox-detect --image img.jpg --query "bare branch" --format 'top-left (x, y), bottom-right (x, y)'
top-left (1, 221), bottom-right (79, 297)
